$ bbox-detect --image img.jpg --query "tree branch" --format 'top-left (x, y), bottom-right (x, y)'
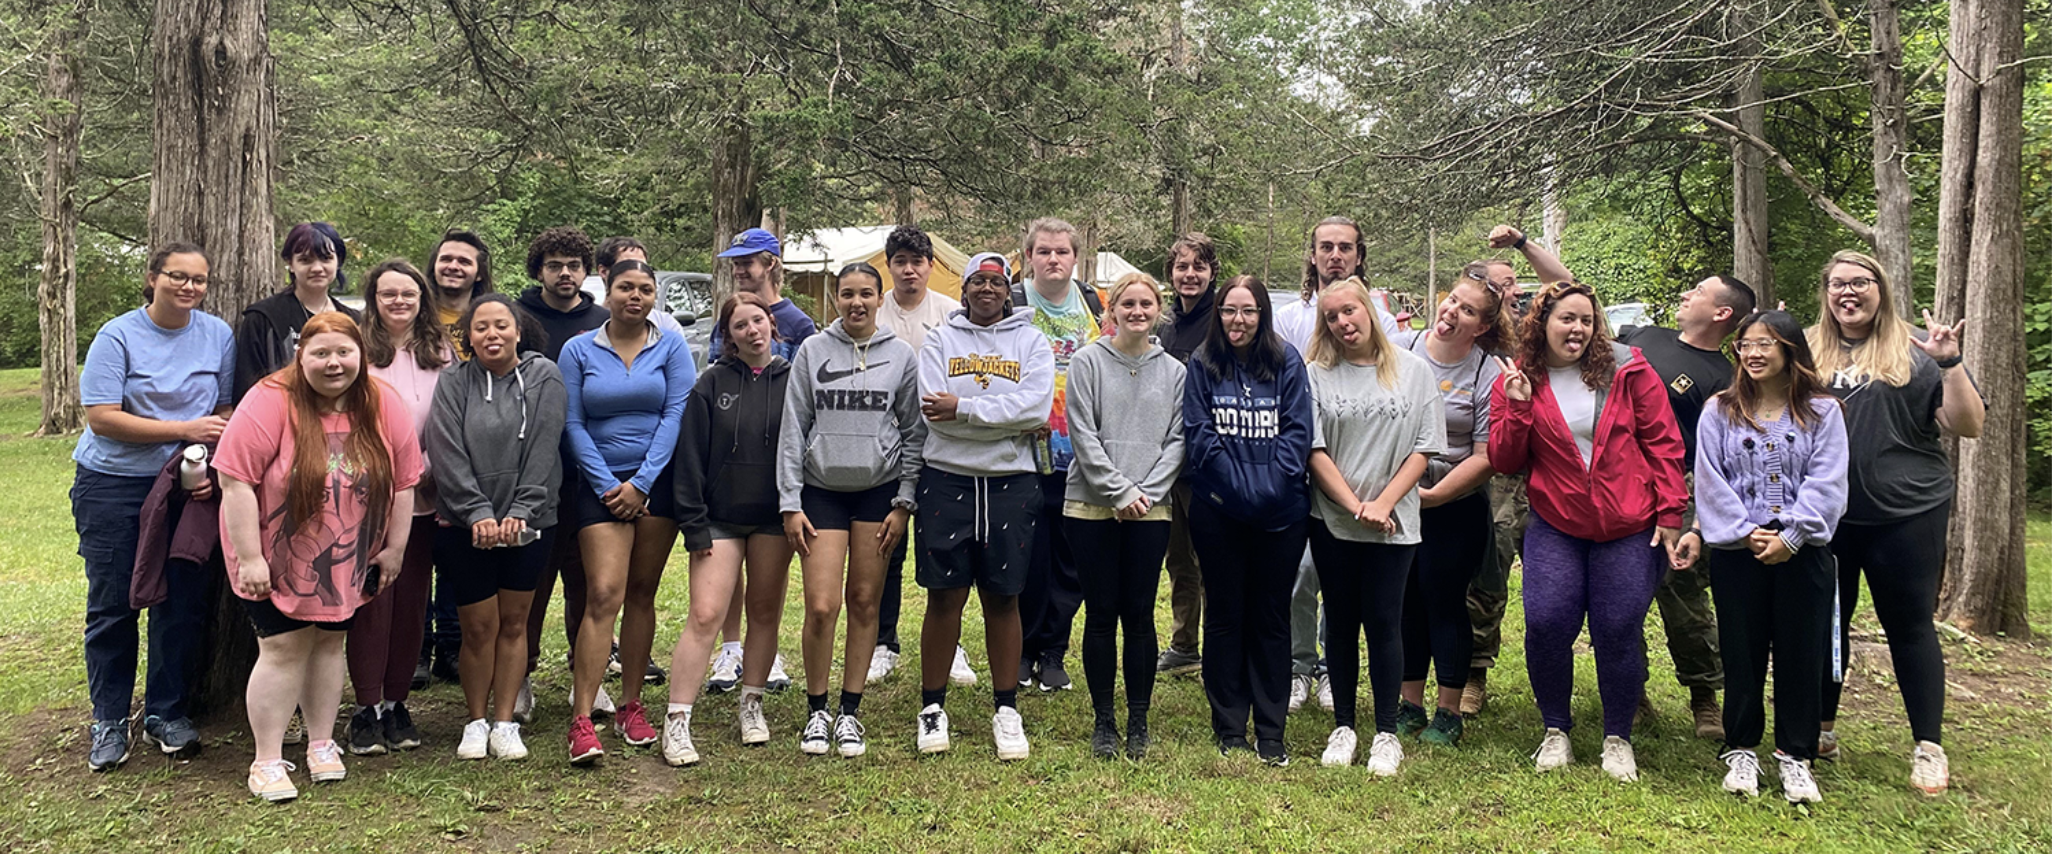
top-left (1695, 111), bottom-right (1876, 243)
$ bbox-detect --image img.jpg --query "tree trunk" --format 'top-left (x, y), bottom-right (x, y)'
top-left (1731, 61), bottom-right (1773, 306)
top-left (150, 0), bottom-right (279, 716)
top-left (1170, 175), bottom-right (1193, 239)
top-left (1077, 219), bottom-right (1099, 292)
top-left (1936, 0), bottom-right (2028, 638)
top-left (892, 183), bottom-right (916, 226)
top-left (710, 108), bottom-right (761, 307)
top-left (35, 12), bottom-right (84, 438)
top-left (1933, 0), bottom-right (1979, 323)
top-left (1542, 170), bottom-right (1567, 254)
top-left (1866, 0), bottom-right (1914, 314)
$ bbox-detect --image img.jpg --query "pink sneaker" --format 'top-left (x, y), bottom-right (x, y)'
top-left (613, 701), bottom-right (658, 746)
top-left (568, 715), bottom-right (604, 766)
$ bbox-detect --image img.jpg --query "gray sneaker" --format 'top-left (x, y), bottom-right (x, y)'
top-left (1156, 647), bottom-right (1202, 675)
top-left (88, 720), bottom-right (130, 771)
top-left (142, 715), bottom-right (202, 758)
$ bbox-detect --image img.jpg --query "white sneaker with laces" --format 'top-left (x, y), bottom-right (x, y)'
top-left (1601, 735), bottom-right (1639, 783)
top-left (1366, 731), bottom-right (1404, 777)
top-left (1776, 750), bottom-right (1821, 803)
top-left (917, 704), bottom-right (951, 753)
top-left (1315, 673), bottom-right (1335, 712)
top-left (662, 713), bottom-right (698, 767)
top-left (800, 710), bottom-right (832, 755)
top-left (835, 714), bottom-right (867, 758)
top-left (593, 684), bottom-right (618, 717)
top-left (1533, 728), bottom-right (1573, 772)
top-left (1721, 749), bottom-right (1761, 797)
top-left (1288, 674), bottom-right (1314, 714)
top-left (739, 694), bottom-right (770, 745)
top-left (866, 646), bottom-right (899, 682)
top-left (707, 647), bottom-right (743, 693)
top-left (993, 707), bottom-right (1030, 761)
top-left (1320, 726), bottom-right (1357, 767)
top-left (489, 722), bottom-right (529, 760)
top-left (1910, 741), bottom-right (1949, 795)
top-left (766, 655), bottom-right (793, 692)
top-left (949, 646), bottom-right (978, 686)
top-left (456, 718), bottom-right (490, 760)
top-left (513, 676), bottom-right (535, 725)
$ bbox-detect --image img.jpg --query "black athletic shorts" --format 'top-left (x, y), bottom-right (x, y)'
top-left (243, 596), bottom-right (354, 638)
top-left (801, 482), bottom-right (900, 531)
top-left (435, 523), bottom-right (552, 607)
top-left (915, 467), bottom-right (1038, 596)
top-left (571, 466), bottom-right (678, 530)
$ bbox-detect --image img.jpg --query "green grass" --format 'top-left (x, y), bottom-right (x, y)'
top-left (1, 365), bottom-right (2049, 852)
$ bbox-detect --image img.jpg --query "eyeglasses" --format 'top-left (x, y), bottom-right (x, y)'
top-left (376, 290), bottom-right (420, 304)
top-left (543, 261), bottom-right (586, 275)
top-left (159, 270), bottom-right (210, 287)
top-left (963, 276), bottom-right (1009, 291)
top-left (1825, 276), bottom-right (1876, 294)
top-left (1218, 306), bottom-right (1262, 319)
top-left (1734, 339), bottom-right (1780, 355)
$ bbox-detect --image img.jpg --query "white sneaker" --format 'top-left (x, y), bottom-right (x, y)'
top-left (800, 710), bottom-right (832, 755)
top-left (1316, 673), bottom-right (1335, 712)
top-left (1601, 735), bottom-right (1639, 782)
top-left (739, 694), bottom-right (770, 745)
top-left (835, 714), bottom-right (867, 758)
top-left (456, 718), bottom-right (490, 760)
top-left (949, 646), bottom-right (978, 686)
top-left (1365, 731), bottom-right (1404, 777)
top-left (1776, 750), bottom-right (1821, 803)
top-left (1911, 741), bottom-right (1949, 795)
top-left (866, 646), bottom-right (899, 682)
top-left (1721, 749), bottom-right (1761, 797)
top-left (766, 655), bottom-right (792, 692)
top-left (1288, 674), bottom-right (1314, 714)
top-left (993, 707), bottom-right (1030, 761)
top-left (1533, 728), bottom-right (1573, 772)
top-left (1816, 728), bottom-right (1840, 762)
top-left (1320, 726), bottom-right (1358, 767)
top-left (513, 677), bottom-right (535, 725)
top-left (662, 713), bottom-right (698, 767)
top-left (488, 722), bottom-right (528, 760)
top-left (585, 684), bottom-right (617, 717)
top-left (707, 647), bottom-right (742, 693)
top-left (917, 704), bottom-right (951, 754)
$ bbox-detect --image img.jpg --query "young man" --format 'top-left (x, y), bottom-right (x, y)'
top-left (1155, 233), bottom-right (1219, 676)
top-left (1620, 272), bottom-right (1759, 740)
top-left (1013, 217), bottom-right (1100, 693)
top-left (428, 230), bottom-right (495, 340)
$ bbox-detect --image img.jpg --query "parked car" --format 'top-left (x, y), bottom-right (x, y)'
top-left (1606, 301), bottom-right (1654, 333)
top-left (582, 270), bottom-right (715, 368)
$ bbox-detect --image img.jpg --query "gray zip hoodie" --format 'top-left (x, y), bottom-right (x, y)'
top-left (778, 319), bottom-right (927, 512)
top-left (427, 352), bottom-right (567, 528)
top-left (1063, 337), bottom-right (1186, 508)
top-left (915, 307), bottom-right (1055, 477)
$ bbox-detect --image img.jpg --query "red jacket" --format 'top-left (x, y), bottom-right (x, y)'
top-left (1488, 343), bottom-right (1687, 542)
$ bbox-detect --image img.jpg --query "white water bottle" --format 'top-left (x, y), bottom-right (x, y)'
top-left (178, 444), bottom-right (209, 490)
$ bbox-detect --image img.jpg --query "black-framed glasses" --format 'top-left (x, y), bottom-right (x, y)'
top-left (1825, 277), bottom-right (1876, 294)
top-left (543, 261), bottom-right (586, 275)
top-left (159, 270), bottom-right (210, 287)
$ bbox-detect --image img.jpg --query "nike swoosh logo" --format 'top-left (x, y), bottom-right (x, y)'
top-left (817, 360), bottom-right (890, 384)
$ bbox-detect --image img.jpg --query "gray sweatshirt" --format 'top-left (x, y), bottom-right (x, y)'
top-left (1063, 337), bottom-right (1185, 508)
top-left (777, 320), bottom-right (927, 512)
top-left (915, 307), bottom-right (1055, 477)
top-left (428, 352), bottom-right (567, 528)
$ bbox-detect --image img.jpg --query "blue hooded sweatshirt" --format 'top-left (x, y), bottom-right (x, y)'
top-left (1181, 344), bottom-right (1313, 531)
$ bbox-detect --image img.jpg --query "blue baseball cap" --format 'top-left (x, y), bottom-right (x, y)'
top-left (717, 228), bottom-right (782, 259)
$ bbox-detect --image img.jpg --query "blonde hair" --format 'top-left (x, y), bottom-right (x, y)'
top-left (1805, 250), bottom-right (1913, 387)
top-left (1307, 277), bottom-right (1399, 388)
top-left (1104, 272), bottom-right (1161, 308)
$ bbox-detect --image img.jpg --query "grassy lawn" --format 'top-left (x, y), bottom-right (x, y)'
top-left (1, 365), bottom-right (2048, 852)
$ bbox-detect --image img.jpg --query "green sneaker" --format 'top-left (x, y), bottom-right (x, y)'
top-left (1395, 701), bottom-right (1430, 738)
top-left (1420, 709), bottom-right (1464, 746)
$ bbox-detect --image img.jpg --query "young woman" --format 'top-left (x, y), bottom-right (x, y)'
top-left (1065, 273), bottom-right (1185, 760)
top-left (1489, 282), bottom-right (1686, 783)
top-left (559, 259), bottom-right (695, 764)
top-left (73, 242), bottom-right (234, 771)
top-left (1807, 251), bottom-right (1982, 794)
top-left (773, 263), bottom-right (924, 760)
top-left (660, 292), bottom-right (795, 766)
top-left (235, 222), bottom-right (360, 404)
top-left (1393, 266), bottom-right (1511, 746)
top-left (911, 253), bottom-right (1054, 761)
top-left (1183, 275), bottom-right (1313, 767)
top-left (1694, 310), bottom-right (1848, 803)
top-left (217, 312), bottom-right (423, 802)
top-left (1303, 278), bottom-right (1445, 776)
top-left (428, 293), bottom-right (567, 762)
top-left (343, 260), bottom-right (451, 757)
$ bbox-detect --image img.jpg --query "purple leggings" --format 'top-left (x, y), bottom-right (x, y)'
top-left (1521, 515), bottom-right (1665, 738)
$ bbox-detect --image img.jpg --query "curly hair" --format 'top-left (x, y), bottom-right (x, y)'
top-left (1515, 281), bottom-right (1615, 391)
top-left (525, 226), bottom-right (595, 281)
top-left (884, 224), bottom-right (934, 261)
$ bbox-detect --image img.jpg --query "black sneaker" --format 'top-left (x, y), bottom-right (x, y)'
top-left (1257, 739), bottom-right (1290, 767)
top-left (88, 720), bottom-right (130, 772)
top-left (411, 657), bottom-right (431, 690)
top-left (1037, 653), bottom-right (1073, 693)
top-left (383, 702), bottom-right (422, 750)
top-left (347, 707), bottom-right (387, 756)
top-left (430, 655), bottom-right (462, 685)
top-left (1395, 700), bottom-right (1430, 738)
top-left (141, 715), bottom-right (201, 758)
top-left (1156, 646), bottom-right (1202, 675)
top-left (1218, 735), bottom-right (1252, 756)
top-left (1090, 715), bottom-right (1120, 759)
top-left (1420, 709), bottom-right (1464, 746)
top-left (1126, 716), bottom-right (1150, 760)
top-left (644, 658), bottom-right (667, 685)
top-left (1018, 656), bottom-right (1037, 691)
top-left (606, 641), bottom-right (623, 678)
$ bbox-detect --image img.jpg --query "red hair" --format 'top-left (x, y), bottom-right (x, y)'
top-left (261, 312), bottom-right (394, 533)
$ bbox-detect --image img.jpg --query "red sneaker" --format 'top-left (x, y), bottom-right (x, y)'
top-left (568, 715), bottom-right (604, 766)
top-left (614, 701), bottom-right (658, 746)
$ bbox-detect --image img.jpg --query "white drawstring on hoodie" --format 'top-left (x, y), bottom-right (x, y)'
top-left (483, 362), bottom-right (531, 441)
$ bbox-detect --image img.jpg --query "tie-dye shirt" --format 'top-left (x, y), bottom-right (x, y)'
top-left (1025, 281), bottom-right (1101, 473)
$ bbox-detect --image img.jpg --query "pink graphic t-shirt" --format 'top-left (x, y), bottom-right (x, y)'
top-left (215, 379), bottom-right (424, 621)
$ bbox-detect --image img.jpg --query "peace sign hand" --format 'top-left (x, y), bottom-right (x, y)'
top-left (1497, 357), bottom-right (1531, 402)
top-left (1913, 310), bottom-right (1966, 364)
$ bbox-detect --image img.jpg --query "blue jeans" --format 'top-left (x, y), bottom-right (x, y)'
top-left (73, 467), bottom-right (210, 722)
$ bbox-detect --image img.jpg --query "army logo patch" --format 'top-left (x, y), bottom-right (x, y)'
top-left (1670, 374), bottom-right (1694, 395)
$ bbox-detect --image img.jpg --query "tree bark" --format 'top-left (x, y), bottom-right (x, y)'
top-left (1865, 0), bottom-right (1914, 316)
top-left (35, 12), bottom-right (84, 437)
top-left (1731, 61), bottom-right (1773, 306)
top-left (1933, 0), bottom-right (1980, 323)
top-left (710, 108), bottom-right (761, 307)
top-left (149, 0), bottom-right (279, 715)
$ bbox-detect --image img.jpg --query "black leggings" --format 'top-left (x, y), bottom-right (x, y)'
top-left (1823, 502), bottom-right (1950, 744)
top-left (1309, 524), bottom-right (1415, 734)
top-left (1191, 501), bottom-right (1304, 745)
top-left (1710, 545), bottom-right (1833, 759)
top-left (1403, 492), bottom-right (1485, 692)
top-left (1068, 517), bottom-right (1169, 717)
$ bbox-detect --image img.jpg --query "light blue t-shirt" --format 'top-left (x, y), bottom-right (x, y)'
top-left (73, 307), bottom-right (237, 477)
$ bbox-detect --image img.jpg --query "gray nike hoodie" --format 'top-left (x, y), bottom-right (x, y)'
top-left (1063, 337), bottom-right (1186, 508)
top-left (777, 319), bottom-right (926, 512)
top-left (915, 307), bottom-right (1055, 477)
top-left (427, 352), bottom-right (567, 528)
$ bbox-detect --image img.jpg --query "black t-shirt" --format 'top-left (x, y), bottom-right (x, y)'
top-left (1619, 325), bottom-right (1731, 468)
top-left (1826, 334), bottom-right (1973, 525)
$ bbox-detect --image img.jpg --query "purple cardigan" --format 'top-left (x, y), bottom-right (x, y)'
top-left (1693, 395), bottom-right (1849, 553)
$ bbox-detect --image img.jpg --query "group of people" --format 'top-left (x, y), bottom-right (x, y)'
top-left (72, 212), bottom-right (1982, 807)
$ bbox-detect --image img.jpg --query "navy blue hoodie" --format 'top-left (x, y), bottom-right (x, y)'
top-left (1181, 345), bottom-right (1313, 530)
